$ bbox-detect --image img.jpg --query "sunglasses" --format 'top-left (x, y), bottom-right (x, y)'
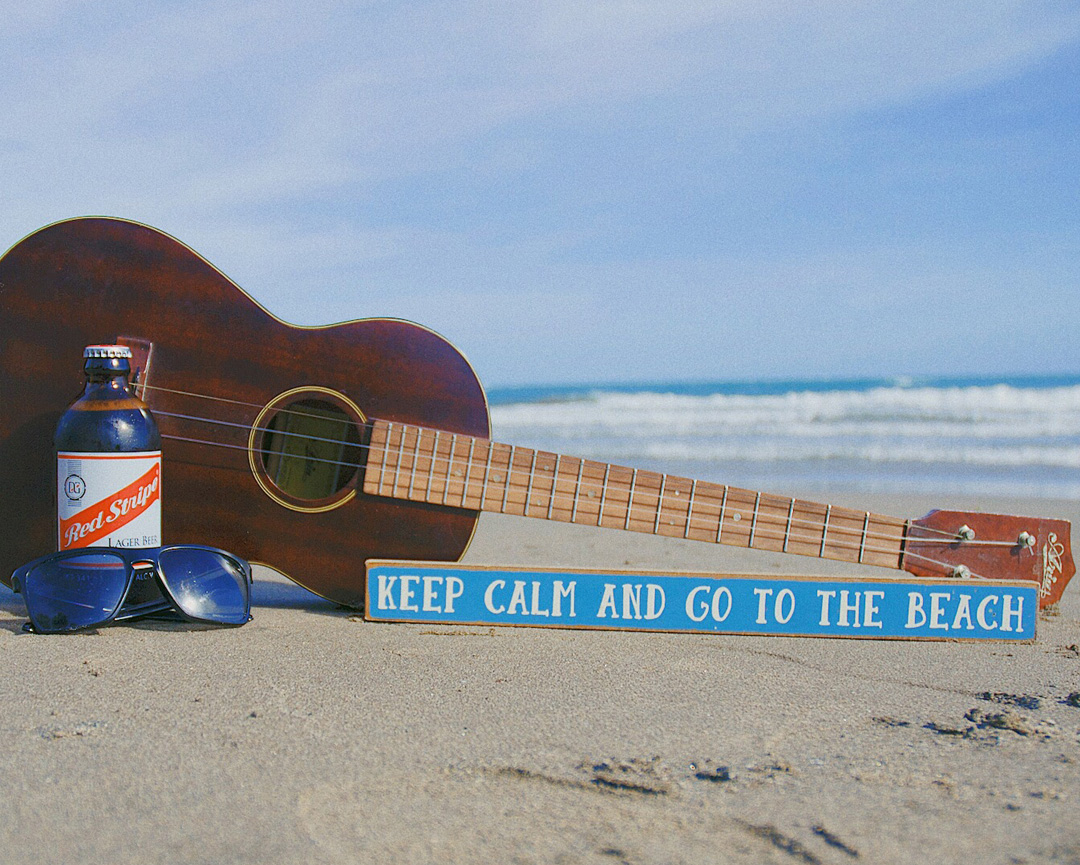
top-left (11, 545), bottom-right (253, 633)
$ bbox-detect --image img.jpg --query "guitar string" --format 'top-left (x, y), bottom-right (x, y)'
top-left (155, 409), bottom-right (360, 450)
top-left (143, 383), bottom-right (1030, 569)
top-left (159, 427), bottom-right (1018, 563)
top-left (160, 419), bottom-right (922, 551)
top-left (156, 393), bottom-right (1023, 556)
top-left (164, 430), bottom-right (978, 574)
top-left (137, 383), bottom-right (1029, 554)
top-left (366, 447), bottom-right (1018, 572)
top-left (159, 432), bottom-right (1008, 577)
top-left (156, 400), bottom-right (1006, 552)
top-left (142, 382), bottom-right (982, 545)
top-left (133, 374), bottom-right (1045, 580)
top-left (140, 383), bottom-right (349, 420)
top-left (148, 389), bottom-right (927, 546)
top-left (374, 444), bottom-right (1018, 550)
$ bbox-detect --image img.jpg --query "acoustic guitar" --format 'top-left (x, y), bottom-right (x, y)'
top-left (0, 217), bottom-right (1073, 609)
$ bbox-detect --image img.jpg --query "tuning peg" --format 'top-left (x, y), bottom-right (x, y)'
top-left (957, 525), bottom-right (976, 541)
top-left (1017, 531), bottom-right (1036, 549)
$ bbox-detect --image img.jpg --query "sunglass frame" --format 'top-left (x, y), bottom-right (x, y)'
top-left (11, 545), bottom-right (253, 633)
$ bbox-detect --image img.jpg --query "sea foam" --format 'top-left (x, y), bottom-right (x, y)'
top-left (489, 381), bottom-right (1080, 497)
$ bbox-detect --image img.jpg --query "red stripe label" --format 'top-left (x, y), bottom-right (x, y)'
top-left (59, 462), bottom-right (161, 550)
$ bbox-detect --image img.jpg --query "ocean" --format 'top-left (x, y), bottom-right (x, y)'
top-left (486, 375), bottom-right (1080, 500)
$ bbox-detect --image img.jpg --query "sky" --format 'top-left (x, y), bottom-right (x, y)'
top-left (2, 1), bottom-right (1078, 387)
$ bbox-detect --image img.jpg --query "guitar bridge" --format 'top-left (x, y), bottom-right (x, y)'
top-left (116, 336), bottom-right (155, 401)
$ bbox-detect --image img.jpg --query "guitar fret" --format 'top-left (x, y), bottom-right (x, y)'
top-left (547, 455), bottom-right (561, 520)
top-left (783, 498), bottom-right (796, 553)
top-left (624, 469), bottom-right (638, 530)
top-left (500, 445), bottom-right (514, 514)
top-left (479, 441), bottom-right (494, 509)
top-left (393, 424), bottom-right (408, 498)
top-left (820, 505), bottom-right (832, 557)
top-left (399, 426), bottom-right (414, 499)
top-left (461, 437), bottom-right (475, 508)
top-left (523, 450), bottom-right (538, 516)
top-left (442, 433), bottom-right (458, 505)
top-left (653, 474), bottom-right (667, 534)
top-left (384, 423), bottom-right (396, 495)
top-left (570, 458), bottom-right (585, 523)
top-left (376, 422), bottom-right (392, 496)
top-left (683, 479), bottom-right (697, 539)
top-left (748, 492), bottom-right (761, 548)
top-left (716, 486), bottom-right (729, 543)
top-left (371, 422), bottom-right (384, 495)
top-left (425, 430), bottom-right (440, 501)
top-left (597, 465), bottom-right (611, 526)
top-left (858, 511), bottom-right (870, 563)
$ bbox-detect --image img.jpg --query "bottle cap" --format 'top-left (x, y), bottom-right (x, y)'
top-left (83, 345), bottom-right (133, 359)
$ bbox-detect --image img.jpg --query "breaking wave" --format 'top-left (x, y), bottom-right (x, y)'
top-left (488, 380), bottom-right (1080, 498)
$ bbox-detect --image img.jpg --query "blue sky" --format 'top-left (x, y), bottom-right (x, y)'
top-left (3, 1), bottom-right (1078, 386)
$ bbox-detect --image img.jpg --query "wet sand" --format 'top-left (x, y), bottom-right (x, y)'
top-left (0, 491), bottom-right (1077, 864)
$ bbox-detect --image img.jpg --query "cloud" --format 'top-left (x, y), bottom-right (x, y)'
top-left (2, 2), bottom-right (1078, 384)
top-left (5, 1), bottom-right (1077, 214)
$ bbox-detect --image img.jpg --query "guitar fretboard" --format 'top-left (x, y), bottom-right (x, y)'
top-left (362, 420), bottom-right (908, 570)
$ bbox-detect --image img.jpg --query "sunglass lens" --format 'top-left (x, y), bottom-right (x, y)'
top-left (157, 548), bottom-right (250, 624)
top-left (24, 552), bottom-right (129, 632)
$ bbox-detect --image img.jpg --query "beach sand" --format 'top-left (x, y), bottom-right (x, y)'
top-left (1, 490), bottom-right (1077, 864)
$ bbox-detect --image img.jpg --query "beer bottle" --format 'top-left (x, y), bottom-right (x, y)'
top-left (55, 345), bottom-right (165, 610)
top-left (55, 344), bottom-right (162, 550)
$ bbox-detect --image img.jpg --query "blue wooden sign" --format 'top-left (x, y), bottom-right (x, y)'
top-left (364, 561), bottom-right (1037, 641)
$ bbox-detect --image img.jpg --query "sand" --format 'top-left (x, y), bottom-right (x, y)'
top-left (0, 490), bottom-right (1077, 864)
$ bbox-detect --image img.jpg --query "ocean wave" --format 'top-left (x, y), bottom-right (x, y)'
top-left (622, 440), bottom-right (1080, 469)
top-left (495, 382), bottom-right (1080, 422)
top-left (489, 382), bottom-right (1080, 493)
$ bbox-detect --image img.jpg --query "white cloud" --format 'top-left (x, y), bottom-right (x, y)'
top-left (5, 0), bottom-right (1077, 216)
top-left (2, 1), bottom-right (1077, 384)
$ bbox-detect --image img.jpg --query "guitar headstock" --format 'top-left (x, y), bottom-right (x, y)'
top-left (905, 510), bottom-right (1074, 608)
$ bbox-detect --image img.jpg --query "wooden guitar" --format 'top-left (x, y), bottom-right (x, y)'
top-left (0, 217), bottom-right (1073, 608)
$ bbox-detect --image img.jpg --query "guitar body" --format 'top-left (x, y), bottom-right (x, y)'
top-left (0, 217), bottom-right (489, 607)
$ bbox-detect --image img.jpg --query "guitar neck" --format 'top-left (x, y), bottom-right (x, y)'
top-left (362, 420), bottom-right (909, 571)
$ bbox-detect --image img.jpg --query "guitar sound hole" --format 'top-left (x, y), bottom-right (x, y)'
top-left (259, 398), bottom-right (362, 501)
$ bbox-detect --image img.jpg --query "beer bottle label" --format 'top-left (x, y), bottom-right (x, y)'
top-left (57, 451), bottom-right (162, 550)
